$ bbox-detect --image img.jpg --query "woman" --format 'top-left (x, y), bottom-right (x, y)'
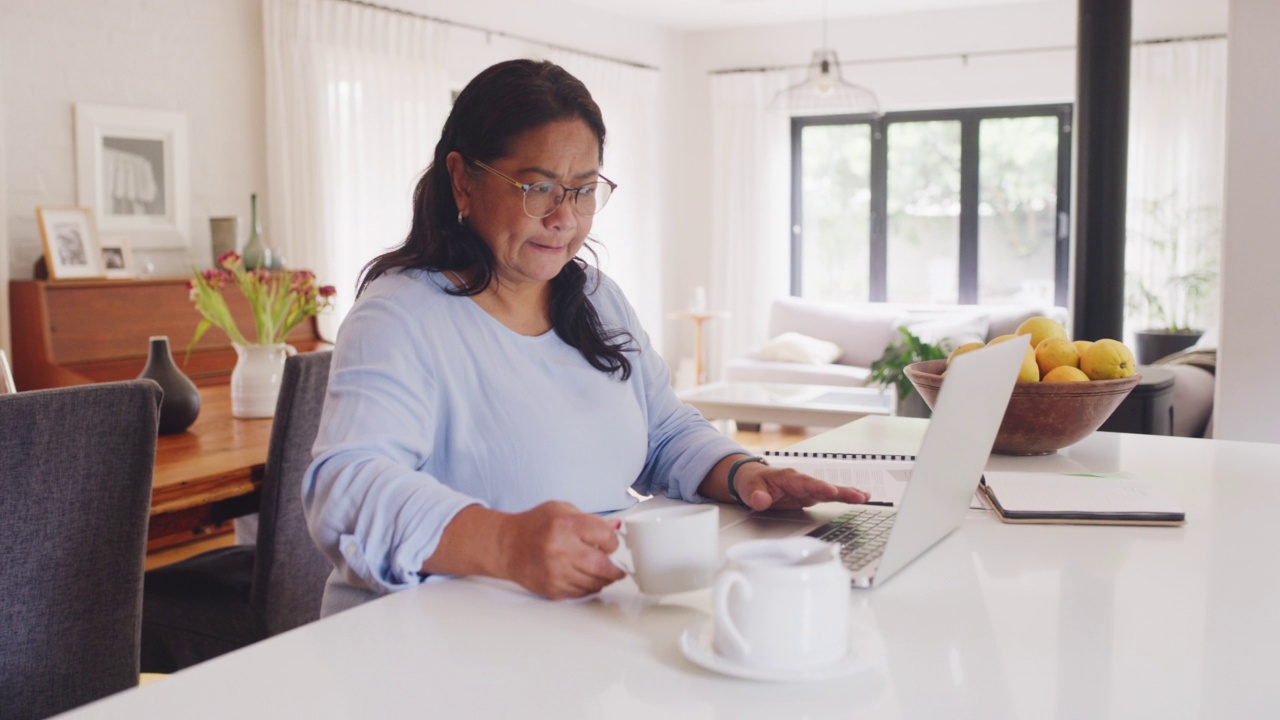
top-left (304, 59), bottom-right (869, 614)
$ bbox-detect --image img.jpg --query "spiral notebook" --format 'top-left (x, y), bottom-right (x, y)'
top-left (761, 416), bottom-right (930, 507)
top-left (766, 415), bottom-right (927, 459)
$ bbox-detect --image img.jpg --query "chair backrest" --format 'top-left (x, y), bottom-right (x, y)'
top-left (0, 380), bottom-right (160, 720)
top-left (250, 350), bottom-right (334, 636)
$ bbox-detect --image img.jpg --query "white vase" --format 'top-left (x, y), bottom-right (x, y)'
top-left (230, 343), bottom-right (294, 419)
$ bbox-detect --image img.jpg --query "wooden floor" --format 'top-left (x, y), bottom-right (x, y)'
top-left (144, 422), bottom-right (818, 569)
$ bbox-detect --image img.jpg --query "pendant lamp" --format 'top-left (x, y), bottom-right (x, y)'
top-left (774, 2), bottom-right (882, 117)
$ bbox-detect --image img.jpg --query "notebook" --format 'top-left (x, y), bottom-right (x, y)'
top-left (741, 336), bottom-right (1028, 588)
top-left (978, 471), bottom-right (1186, 525)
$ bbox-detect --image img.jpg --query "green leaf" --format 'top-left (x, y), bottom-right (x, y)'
top-left (184, 319), bottom-right (212, 364)
top-left (867, 327), bottom-right (944, 401)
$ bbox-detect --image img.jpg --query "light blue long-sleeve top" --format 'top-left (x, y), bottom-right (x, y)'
top-left (304, 267), bottom-right (745, 614)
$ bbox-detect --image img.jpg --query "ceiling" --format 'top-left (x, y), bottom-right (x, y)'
top-left (570, 0), bottom-right (1047, 32)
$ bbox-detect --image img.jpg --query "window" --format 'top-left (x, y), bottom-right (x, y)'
top-left (791, 105), bottom-right (1071, 307)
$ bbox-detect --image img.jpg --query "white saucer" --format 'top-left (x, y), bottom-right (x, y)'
top-left (678, 620), bottom-right (869, 682)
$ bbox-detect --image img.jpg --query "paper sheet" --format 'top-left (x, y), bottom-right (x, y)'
top-left (981, 471), bottom-right (1184, 515)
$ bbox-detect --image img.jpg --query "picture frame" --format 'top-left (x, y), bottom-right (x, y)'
top-left (36, 206), bottom-right (105, 280)
top-left (74, 103), bottom-right (189, 250)
top-left (99, 235), bottom-right (135, 279)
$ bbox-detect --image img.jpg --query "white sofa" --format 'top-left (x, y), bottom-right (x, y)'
top-left (724, 296), bottom-right (1071, 388)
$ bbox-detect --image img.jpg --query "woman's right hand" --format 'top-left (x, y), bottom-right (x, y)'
top-left (424, 501), bottom-right (625, 599)
top-left (497, 501), bottom-right (626, 599)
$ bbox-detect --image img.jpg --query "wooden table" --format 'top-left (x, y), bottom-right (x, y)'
top-left (148, 385), bottom-right (272, 549)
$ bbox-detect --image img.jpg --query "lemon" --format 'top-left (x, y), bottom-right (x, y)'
top-left (1015, 316), bottom-right (1069, 351)
top-left (947, 341), bottom-right (985, 365)
top-left (1018, 347), bottom-right (1040, 382)
top-left (1035, 337), bottom-right (1080, 378)
top-left (1072, 340), bottom-right (1094, 358)
top-left (988, 334), bottom-right (1017, 345)
top-left (1043, 365), bottom-right (1090, 382)
top-left (1080, 339), bottom-right (1137, 380)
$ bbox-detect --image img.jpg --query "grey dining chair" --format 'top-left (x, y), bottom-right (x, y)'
top-left (0, 380), bottom-right (161, 720)
top-left (140, 350), bottom-right (334, 672)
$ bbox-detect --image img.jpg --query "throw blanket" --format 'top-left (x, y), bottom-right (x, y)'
top-left (1154, 347), bottom-right (1216, 372)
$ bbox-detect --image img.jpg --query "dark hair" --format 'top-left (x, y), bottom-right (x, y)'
top-left (358, 59), bottom-right (633, 380)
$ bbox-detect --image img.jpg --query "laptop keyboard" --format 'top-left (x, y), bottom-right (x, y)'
top-left (807, 508), bottom-right (898, 573)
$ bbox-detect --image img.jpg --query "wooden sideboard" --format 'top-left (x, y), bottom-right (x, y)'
top-left (9, 278), bottom-right (328, 390)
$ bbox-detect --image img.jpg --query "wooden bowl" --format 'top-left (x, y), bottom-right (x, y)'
top-left (904, 359), bottom-right (1141, 455)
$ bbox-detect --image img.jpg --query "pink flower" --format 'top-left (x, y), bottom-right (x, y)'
top-left (200, 268), bottom-right (231, 289)
top-left (217, 251), bottom-right (243, 270)
top-left (188, 263), bottom-right (335, 348)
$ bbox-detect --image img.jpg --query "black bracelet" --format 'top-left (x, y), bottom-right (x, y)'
top-left (727, 456), bottom-right (766, 506)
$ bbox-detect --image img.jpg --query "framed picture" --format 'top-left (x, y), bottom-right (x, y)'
top-left (74, 103), bottom-right (189, 250)
top-left (36, 206), bottom-right (105, 280)
top-left (99, 235), bottom-right (135, 279)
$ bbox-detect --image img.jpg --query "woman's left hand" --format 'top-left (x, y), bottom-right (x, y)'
top-left (732, 462), bottom-right (871, 512)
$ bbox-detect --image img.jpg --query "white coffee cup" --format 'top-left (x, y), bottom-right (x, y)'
top-left (613, 504), bottom-right (719, 595)
top-left (712, 537), bottom-right (851, 671)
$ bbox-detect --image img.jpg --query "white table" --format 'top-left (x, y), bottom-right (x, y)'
top-left (61, 430), bottom-right (1280, 719)
top-left (680, 381), bottom-right (893, 427)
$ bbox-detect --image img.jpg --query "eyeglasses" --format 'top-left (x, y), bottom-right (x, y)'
top-left (469, 158), bottom-right (617, 219)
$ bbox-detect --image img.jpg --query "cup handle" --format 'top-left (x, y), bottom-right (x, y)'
top-left (609, 524), bottom-right (634, 575)
top-left (712, 569), bottom-right (751, 657)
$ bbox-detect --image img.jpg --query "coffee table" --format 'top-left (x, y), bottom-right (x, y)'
top-left (678, 381), bottom-right (893, 428)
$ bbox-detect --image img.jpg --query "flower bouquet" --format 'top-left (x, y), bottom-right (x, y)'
top-left (187, 251), bottom-right (336, 354)
top-left (187, 252), bottom-right (336, 418)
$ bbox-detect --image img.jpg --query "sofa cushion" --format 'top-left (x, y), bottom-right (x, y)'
top-left (724, 358), bottom-right (872, 387)
top-left (767, 297), bottom-right (907, 368)
top-left (905, 315), bottom-right (990, 353)
top-left (758, 332), bottom-right (843, 365)
top-left (983, 304), bottom-right (1070, 339)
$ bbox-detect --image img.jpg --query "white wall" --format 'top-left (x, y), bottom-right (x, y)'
top-left (1, 0), bottom-right (268, 279)
top-left (1215, 0), bottom-right (1280, 443)
top-left (387, 0), bottom-right (672, 69)
top-left (0, 0), bottom-right (678, 351)
top-left (0, 0), bottom-right (674, 274)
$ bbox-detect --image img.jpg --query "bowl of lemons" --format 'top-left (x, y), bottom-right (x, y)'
top-left (904, 317), bottom-right (1141, 455)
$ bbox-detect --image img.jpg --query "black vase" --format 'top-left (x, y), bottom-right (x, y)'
top-left (137, 336), bottom-right (201, 435)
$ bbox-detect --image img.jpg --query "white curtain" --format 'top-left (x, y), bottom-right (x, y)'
top-left (263, 0), bottom-right (451, 337)
top-left (707, 71), bottom-right (793, 377)
top-left (546, 50), bottom-right (663, 347)
top-left (1125, 38), bottom-right (1227, 335)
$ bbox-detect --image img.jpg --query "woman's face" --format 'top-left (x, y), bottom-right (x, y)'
top-left (450, 119), bottom-right (601, 289)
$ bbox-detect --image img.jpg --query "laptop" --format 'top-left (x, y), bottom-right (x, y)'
top-left (744, 336), bottom-right (1028, 588)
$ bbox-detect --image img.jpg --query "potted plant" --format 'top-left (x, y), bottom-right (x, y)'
top-left (868, 328), bottom-right (947, 418)
top-left (1126, 197), bottom-right (1220, 364)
